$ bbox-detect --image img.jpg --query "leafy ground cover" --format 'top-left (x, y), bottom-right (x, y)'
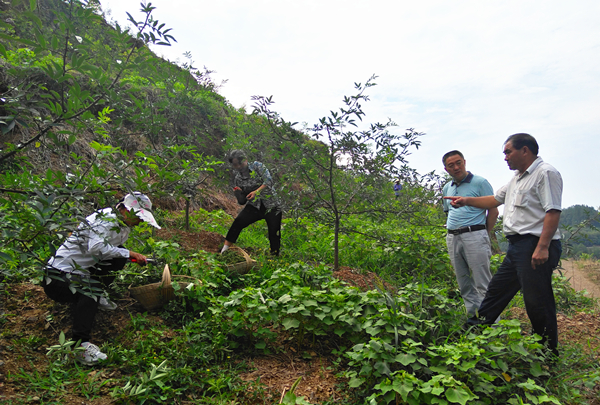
top-left (0, 282), bottom-right (347, 403)
top-left (1, 215), bottom-right (600, 404)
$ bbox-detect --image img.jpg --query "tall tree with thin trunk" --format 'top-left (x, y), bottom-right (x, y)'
top-left (253, 75), bottom-right (423, 269)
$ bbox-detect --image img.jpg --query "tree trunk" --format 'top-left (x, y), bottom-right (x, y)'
top-left (334, 217), bottom-right (340, 270)
top-left (185, 198), bottom-right (190, 231)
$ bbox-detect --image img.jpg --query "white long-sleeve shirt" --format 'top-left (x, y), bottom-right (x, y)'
top-left (47, 208), bottom-right (131, 276)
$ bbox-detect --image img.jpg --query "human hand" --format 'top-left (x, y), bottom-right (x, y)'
top-left (246, 190), bottom-right (257, 200)
top-left (443, 196), bottom-right (467, 207)
top-left (531, 246), bottom-right (549, 269)
top-left (129, 251), bottom-right (147, 266)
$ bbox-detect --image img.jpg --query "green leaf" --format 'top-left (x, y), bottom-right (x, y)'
top-left (1, 119), bottom-right (16, 134)
top-left (445, 387), bottom-right (475, 405)
top-left (29, 0), bottom-right (37, 11)
top-left (536, 395), bottom-right (561, 404)
top-left (0, 42), bottom-right (6, 58)
top-left (0, 32), bottom-right (37, 47)
top-left (374, 361), bottom-right (391, 376)
top-left (457, 359), bottom-right (478, 371)
top-left (517, 378), bottom-right (542, 391)
top-left (313, 311), bottom-right (327, 320)
top-left (286, 304), bottom-right (305, 314)
top-left (334, 328), bottom-right (346, 337)
top-left (25, 11), bottom-right (43, 30)
top-left (395, 353), bottom-right (417, 366)
top-left (303, 299), bottom-right (318, 307)
top-left (282, 317), bottom-right (300, 329)
top-left (510, 342), bottom-right (530, 356)
top-left (57, 74), bottom-right (75, 84)
top-left (278, 294), bottom-right (292, 304)
top-left (348, 376), bottom-right (365, 388)
top-left (51, 35), bottom-right (58, 50)
top-left (330, 308), bottom-right (344, 319)
top-left (392, 378), bottom-right (414, 402)
top-left (530, 362), bottom-right (548, 377)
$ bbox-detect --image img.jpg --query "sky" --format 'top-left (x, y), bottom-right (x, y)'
top-left (102, 0), bottom-right (600, 209)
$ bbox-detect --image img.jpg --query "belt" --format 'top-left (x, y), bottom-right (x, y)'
top-left (505, 234), bottom-right (538, 243)
top-left (447, 224), bottom-right (486, 235)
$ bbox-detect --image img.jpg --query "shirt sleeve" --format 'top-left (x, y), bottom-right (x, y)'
top-left (253, 161), bottom-right (274, 187)
top-left (479, 179), bottom-right (494, 197)
top-left (442, 183), bottom-right (450, 213)
top-left (537, 168), bottom-right (563, 212)
top-left (87, 221), bottom-right (130, 259)
top-left (495, 183), bottom-right (507, 205)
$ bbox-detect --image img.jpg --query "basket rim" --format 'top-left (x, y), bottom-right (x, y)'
top-left (129, 270), bottom-right (202, 293)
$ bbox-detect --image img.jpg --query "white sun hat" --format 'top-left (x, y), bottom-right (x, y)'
top-left (122, 192), bottom-right (161, 229)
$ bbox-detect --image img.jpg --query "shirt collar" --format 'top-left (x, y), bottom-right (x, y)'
top-left (517, 156), bottom-right (543, 180)
top-left (451, 171), bottom-right (473, 186)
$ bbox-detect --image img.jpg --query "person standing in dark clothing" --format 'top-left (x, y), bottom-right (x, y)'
top-left (222, 150), bottom-right (282, 256)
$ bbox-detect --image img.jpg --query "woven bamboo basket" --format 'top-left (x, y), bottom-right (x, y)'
top-left (224, 247), bottom-right (257, 275)
top-left (129, 264), bottom-right (200, 311)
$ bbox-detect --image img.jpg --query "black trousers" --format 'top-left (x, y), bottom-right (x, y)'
top-left (226, 203), bottom-right (282, 255)
top-left (43, 257), bottom-right (128, 343)
top-left (468, 234), bottom-right (562, 355)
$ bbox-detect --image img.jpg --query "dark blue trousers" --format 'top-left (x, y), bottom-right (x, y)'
top-left (468, 234), bottom-right (562, 354)
top-left (226, 202), bottom-right (282, 255)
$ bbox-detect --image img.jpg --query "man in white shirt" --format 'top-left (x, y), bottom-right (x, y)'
top-left (44, 192), bottom-right (161, 364)
top-left (445, 133), bottom-right (562, 356)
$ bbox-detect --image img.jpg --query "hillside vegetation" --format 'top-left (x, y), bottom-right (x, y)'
top-left (1, 1), bottom-right (600, 404)
top-left (560, 205), bottom-right (600, 259)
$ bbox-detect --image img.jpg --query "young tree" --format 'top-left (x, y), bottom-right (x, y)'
top-left (142, 144), bottom-right (221, 230)
top-left (253, 75), bottom-right (424, 269)
top-left (0, 0), bottom-right (178, 271)
top-left (0, 0), bottom-right (175, 163)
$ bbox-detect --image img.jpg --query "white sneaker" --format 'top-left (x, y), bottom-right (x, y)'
top-left (77, 342), bottom-right (107, 365)
top-left (98, 296), bottom-right (118, 311)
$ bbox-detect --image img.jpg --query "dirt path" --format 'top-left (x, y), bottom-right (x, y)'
top-left (560, 259), bottom-right (600, 298)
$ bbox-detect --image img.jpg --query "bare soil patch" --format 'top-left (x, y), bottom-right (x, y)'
top-left (239, 356), bottom-right (344, 403)
top-left (333, 266), bottom-right (396, 292)
top-left (155, 228), bottom-right (225, 253)
top-left (561, 259), bottom-right (600, 298)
